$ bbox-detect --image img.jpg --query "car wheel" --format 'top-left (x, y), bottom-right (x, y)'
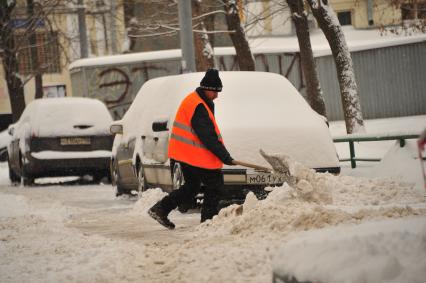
top-left (92, 172), bottom-right (110, 184)
top-left (112, 168), bottom-right (125, 196)
top-left (137, 164), bottom-right (148, 193)
top-left (7, 156), bottom-right (20, 184)
top-left (110, 159), bottom-right (117, 186)
top-left (20, 153), bottom-right (34, 186)
top-left (172, 162), bottom-right (184, 191)
top-left (111, 162), bottom-right (130, 196)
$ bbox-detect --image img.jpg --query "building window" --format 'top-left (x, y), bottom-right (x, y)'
top-left (401, 3), bottom-right (426, 20)
top-left (337, 11), bottom-right (352, 26)
top-left (15, 31), bottom-right (61, 75)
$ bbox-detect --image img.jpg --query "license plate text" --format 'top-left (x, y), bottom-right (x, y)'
top-left (247, 173), bottom-right (286, 184)
top-left (60, 137), bottom-right (91, 145)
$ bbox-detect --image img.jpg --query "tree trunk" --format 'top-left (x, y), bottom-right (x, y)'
top-left (3, 54), bottom-right (26, 123)
top-left (1, 2), bottom-right (26, 122)
top-left (223, 0), bottom-right (255, 71)
top-left (192, 0), bottom-right (215, 71)
top-left (306, 0), bottom-right (364, 133)
top-left (27, 0), bottom-right (44, 99)
top-left (287, 0), bottom-right (326, 117)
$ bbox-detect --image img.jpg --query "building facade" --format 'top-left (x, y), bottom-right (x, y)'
top-left (0, 0), bottom-right (126, 129)
top-left (245, 0), bottom-right (422, 37)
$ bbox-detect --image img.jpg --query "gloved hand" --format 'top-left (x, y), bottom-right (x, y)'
top-left (224, 156), bottom-right (235, 166)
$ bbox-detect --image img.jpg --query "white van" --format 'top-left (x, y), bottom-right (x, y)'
top-left (110, 71), bottom-right (340, 201)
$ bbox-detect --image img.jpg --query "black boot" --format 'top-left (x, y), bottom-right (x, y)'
top-left (200, 205), bottom-right (219, 223)
top-left (177, 195), bottom-right (198, 213)
top-left (148, 202), bottom-right (175, 230)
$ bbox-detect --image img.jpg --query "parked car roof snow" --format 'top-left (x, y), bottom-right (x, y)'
top-left (16, 97), bottom-right (113, 137)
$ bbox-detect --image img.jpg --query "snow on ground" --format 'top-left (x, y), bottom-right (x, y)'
top-left (0, 115), bottom-right (425, 283)
top-left (0, 177), bottom-right (145, 282)
top-left (273, 217), bottom-right (426, 283)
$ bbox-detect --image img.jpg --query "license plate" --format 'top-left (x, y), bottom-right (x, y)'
top-left (60, 137), bottom-right (91, 145)
top-left (247, 172), bottom-right (286, 184)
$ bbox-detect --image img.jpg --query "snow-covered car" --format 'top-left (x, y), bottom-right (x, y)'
top-left (110, 71), bottom-right (340, 201)
top-left (7, 97), bottom-right (113, 185)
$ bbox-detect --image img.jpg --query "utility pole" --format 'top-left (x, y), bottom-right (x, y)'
top-left (110, 0), bottom-right (117, 54)
top-left (27, 0), bottom-right (43, 99)
top-left (177, 0), bottom-right (196, 73)
top-left (77, 0), bottom-right (88, 58)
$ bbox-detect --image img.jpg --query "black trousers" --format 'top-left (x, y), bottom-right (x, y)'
top-left (159, 161), bottom-right (224, 222)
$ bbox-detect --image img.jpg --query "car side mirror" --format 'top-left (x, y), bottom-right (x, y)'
top-left (110, 124), bottom-right (123, 135)
top-left (152, 121), bottom-right (169, 132)
top-left (8, 126), bottom-right (14, 136)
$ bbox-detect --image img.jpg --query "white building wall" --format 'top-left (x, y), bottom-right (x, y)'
top-left (245, 1), bottom-right (293, 37)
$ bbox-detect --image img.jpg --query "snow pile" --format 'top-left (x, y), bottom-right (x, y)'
top-left (195, 157), bottom-right (425, 239)
top-left (370, 140), bottom-right (424, 191)
top-left (273, 217), bottom-right (426, 283)
top-left (166, 156), bottom-right (425, 282)
top-left (131, 188), bottom-right (168, 214)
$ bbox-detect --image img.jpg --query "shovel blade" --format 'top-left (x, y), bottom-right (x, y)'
top-left (259, 149), bottom-right (297, 186)
top-left (259, 149), bottom-right (290, 174)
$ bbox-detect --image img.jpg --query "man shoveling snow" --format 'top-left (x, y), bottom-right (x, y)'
top-left (148, 69), bottom-right (235, 229)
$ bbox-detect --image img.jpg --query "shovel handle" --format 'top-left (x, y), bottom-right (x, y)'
top-left (232, 160), bottom-right (272, 172)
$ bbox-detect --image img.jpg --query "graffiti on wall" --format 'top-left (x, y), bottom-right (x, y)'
top-left (84, 62), bottom-right (178, 119)
top-left (98, 67), bottom-right (131, 105)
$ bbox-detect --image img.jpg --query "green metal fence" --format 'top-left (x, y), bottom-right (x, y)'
top-left (333, 133), bottom-right (420, 168)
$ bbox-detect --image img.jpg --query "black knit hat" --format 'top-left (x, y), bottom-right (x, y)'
top-left (200, 69), bottom-right (222, 92)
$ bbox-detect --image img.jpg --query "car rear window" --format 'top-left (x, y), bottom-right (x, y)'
top-left (33, 98), bottom-right (113, 136)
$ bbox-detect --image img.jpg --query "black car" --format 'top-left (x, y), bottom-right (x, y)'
top-left (7, 97), bottom-right (113, 185)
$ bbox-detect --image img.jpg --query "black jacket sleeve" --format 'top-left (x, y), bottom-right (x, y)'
top-left (191, 104), bottom-right (234, 165)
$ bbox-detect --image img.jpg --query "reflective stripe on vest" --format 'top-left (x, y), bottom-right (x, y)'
top-left (173, 121), bottom-right (222, 140)
top-left (168, 91), bottom-right (224, 169)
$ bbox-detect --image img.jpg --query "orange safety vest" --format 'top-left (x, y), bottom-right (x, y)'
top-left (168, 91), bottom-right (224, 169)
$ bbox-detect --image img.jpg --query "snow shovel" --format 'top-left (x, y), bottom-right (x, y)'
top-left (259, 149), bottom-right (298, 186)
top-left (231, 160), bottom-right (272, 172)
top-left (232, 149), bottom-right (297, 185)
top-left (232, 149), bottom-right (291, 173)
top-left (259, 149), bottom-right (291, 174)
